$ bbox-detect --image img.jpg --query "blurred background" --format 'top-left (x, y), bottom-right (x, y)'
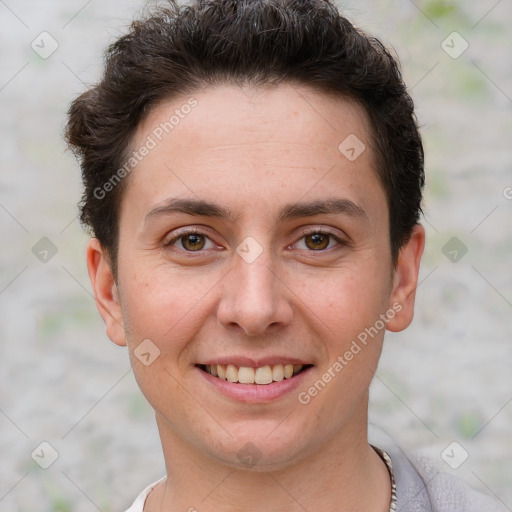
top-left (0, 0), bottom-right (511, 510)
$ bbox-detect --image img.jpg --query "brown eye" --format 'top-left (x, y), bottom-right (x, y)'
top-left (304, 233), bottom-right (330, 250)
top-left (181, 234), bottom-right (206, 251)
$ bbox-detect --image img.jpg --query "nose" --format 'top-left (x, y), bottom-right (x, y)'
top-left (216, 249), bottom-right (293, 337)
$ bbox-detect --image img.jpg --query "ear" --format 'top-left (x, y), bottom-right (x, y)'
top-left (86, 238), bottom-right (127, 346)
top-left (386, 224), bottom-right (425, 332)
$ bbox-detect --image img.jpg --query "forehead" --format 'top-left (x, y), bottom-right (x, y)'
top-left (121, 84), bottom-right (384, 223)
top-left (140, 84), bottom-right (373, 158)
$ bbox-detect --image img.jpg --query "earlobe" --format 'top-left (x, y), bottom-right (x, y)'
top-left (386, 224), bottom-right (425, 333)
top-left (86, 238), bottom-right (127, 346)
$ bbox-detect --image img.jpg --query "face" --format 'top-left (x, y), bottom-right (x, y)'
top-left (88, 84), bottom-right (424, 471)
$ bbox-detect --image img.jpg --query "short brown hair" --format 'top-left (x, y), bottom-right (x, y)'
top-left (66, 0), bottom-right (424, 278)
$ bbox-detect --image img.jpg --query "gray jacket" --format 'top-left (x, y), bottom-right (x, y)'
top-left (369, 425), bottom-right (507, 512)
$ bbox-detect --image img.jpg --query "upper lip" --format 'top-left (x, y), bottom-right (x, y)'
top-left (197, 356), bottom-right (313, 367)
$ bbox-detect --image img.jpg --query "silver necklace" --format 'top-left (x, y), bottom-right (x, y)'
top-left (373, 446), bottom-right (397, 512)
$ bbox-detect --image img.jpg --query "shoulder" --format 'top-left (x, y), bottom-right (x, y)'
top-left (408, 452), bottom-right (506, 512)
top-left (123, 477), bottom-right (166, 512)
top-left (369, 425), bottom-right (507, 512)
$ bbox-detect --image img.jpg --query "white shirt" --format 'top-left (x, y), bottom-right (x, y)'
top-left (124, 476), bottom-right (166, 512)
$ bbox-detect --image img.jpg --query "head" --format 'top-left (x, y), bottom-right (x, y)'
top-left (66, 0), bottom-right (424, 278)
top-left (66, 0), bottom-right (425, 471)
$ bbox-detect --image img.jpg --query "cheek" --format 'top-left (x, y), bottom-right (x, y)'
top-left (119, 262), bottom-right (220, 354)
top-left (120, 269), bottom-right (219, 403)
top-left (294, 269), bottom-right (389, 419)
top-left (296, 264), bottom-right (390, 339)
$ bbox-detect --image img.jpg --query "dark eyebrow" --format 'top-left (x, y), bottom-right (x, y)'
top-left (145, 197), bottom-right (367, 224)
top-left (145, 198), bottom-right (234, 223)
top-left (278, 198), bottom-right (368, 222)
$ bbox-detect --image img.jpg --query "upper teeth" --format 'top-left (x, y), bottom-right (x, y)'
top-left (205, 364), bottom-right (304, 385)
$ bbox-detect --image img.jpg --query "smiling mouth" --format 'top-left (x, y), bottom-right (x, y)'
top-left (197, 364), bottom-right (312, 385)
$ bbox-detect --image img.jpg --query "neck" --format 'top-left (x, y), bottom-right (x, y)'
top-left (148, 398), bottom-right (391, 512)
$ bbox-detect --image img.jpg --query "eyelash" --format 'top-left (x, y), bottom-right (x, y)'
top-left (164, 228), bottom-right (217, 252)
top-left (293, 228), bottom-right (346, 251)
top-left (164, 227), bottom-right (347, 253)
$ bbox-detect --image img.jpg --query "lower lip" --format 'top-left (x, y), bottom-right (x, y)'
top-left (196, 366), bottom-right (313, 403)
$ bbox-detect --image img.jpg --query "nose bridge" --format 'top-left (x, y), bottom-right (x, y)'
top-left (218, 244), bottom-right (292, 335)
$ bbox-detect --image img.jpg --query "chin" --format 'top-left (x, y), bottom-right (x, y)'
top-left (203, 424), bottom-right (313, 472)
